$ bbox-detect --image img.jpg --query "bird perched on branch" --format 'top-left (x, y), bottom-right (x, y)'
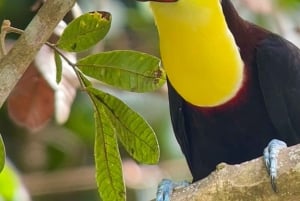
top-left (136, 0), bottom-right (300, 200)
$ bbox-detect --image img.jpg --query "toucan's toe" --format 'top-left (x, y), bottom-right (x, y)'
top-left (263, 139), bottom-right (287, 192)
top-left (156, 179), bottom-right (189, 201)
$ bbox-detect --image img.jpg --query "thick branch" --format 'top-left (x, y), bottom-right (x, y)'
top-left (0, 0), bottom-right (76, 107)
top-left (170, 144), bottom-right (300, 201)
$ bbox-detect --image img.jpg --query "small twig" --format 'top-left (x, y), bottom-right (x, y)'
top-left (47, 43), bottom-right (87, 89)
top-left (0, 20), bottom-right (25, 57)
top-left (0, 20), bottom-right (11, 57)
top-left (46, 42), bottom-right (74, 67)
top-left (0, 0), bottom-right (76, 108)
top-left (2, 19), bottom-right (89, 95)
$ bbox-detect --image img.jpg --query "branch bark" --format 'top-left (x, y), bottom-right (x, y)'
top-left (0, 0), bottom-right (76, 107)
top-left (168, 144), bottom-right (300, 201)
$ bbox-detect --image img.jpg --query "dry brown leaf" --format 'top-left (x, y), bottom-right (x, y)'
top-left (34, 45), bottom-right (79, 124)
top-left (7, 65), bottom-right (54, 132)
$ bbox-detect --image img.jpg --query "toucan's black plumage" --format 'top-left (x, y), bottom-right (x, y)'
top-left (167, 0), bottom-right (300, 181)
top-left (136, 0), bottom-right (300, 193)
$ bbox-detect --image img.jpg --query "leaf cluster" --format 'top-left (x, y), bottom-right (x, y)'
top-left (52, 11), bottom-right (165, 201)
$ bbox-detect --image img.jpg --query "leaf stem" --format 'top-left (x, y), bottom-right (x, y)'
top-left (0, 20), bottom-right (25, 58)
top-left (0, 19), bottom-right (90, 91)
top-left (46, 42), bottom-right (89, 90)
top-left (0, 0), bottom-right (76, 108)
top-left (0, 20), bottom-right (89, 95)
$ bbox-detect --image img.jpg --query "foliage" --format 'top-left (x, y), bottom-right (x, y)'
top-left (0, 162), bottom-right (19, 201)
top-left (77, 50), bottom-right (165, 92)
top-left (54, 11), bottom-right (164, 201)
top-left (0, 161), bottom-right (30, 201)
top-left (57, 11), bottom-right (111, 52)
top-left (0, 8), bottom-right (166, 201)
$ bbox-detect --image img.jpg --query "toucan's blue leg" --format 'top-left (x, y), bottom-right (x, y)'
top-left (263, 139), bottom-right (287, 191)
top-left (156, 179), bottom-right (189, 201)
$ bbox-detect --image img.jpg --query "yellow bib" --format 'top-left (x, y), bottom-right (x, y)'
top-left (150, 0), bottom-right (244, 107)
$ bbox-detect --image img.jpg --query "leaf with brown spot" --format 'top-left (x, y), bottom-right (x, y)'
top-left (77, 50), bottom-right (165, 92)
top-left (7, 65), bottom-right (54, 132)
top-left (57, 11), bottom-right (112, 52)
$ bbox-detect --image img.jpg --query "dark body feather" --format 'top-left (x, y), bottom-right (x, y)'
top-left (168, 0), bottom-right (300, 181)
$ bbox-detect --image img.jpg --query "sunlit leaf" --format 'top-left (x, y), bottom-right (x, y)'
top-left (88, 87), bottom-right (159, 164)
top-left (91, 93), bottom-right (125, 201)
top-left (0, 161), bottom-right (30, 200)
top-left (78, 70), bottom-right (92, 87)
top-left (54, 51), bottom-right (63, 84)
top-left (57, 11), bottom-right (111, 52)
top-left (0, 134), bottom-right (5, 173)
top-left (77, 50), bottom-right (165, 92)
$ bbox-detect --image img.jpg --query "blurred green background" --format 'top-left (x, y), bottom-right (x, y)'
top-left (0, 0), bottom-right (299, 201)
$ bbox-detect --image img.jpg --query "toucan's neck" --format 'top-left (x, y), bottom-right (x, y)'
top-left (221, 0), bottom-right (270, 62)
top-left (221, 0), bottom-right (248, 50)
top-left (221, 0), bottom-right (243, 29)
top-left (150, 0), bottom-right (244, 107)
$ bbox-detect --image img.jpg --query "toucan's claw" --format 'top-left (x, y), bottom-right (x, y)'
top-left (263, 139), bottom-right (287, 192)
top-left (156, 179), bottom-right (189, 201)
top-left (271, 175), bottom-right (277, 192)
top-left (156, 179), bottom-right (172, 201)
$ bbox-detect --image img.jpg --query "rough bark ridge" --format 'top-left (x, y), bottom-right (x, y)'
top-left (169, 144), bottom-right (300, 201)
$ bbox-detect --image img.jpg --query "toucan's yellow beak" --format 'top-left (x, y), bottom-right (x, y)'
top-left (136, 0), bottom-right (177, 2)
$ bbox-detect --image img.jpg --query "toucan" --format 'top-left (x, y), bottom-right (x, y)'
top-left (136, 0), bottom-right (300, 200)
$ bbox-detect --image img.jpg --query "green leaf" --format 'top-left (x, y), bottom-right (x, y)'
top-left (78, 70), bottom-right (92, 87)
top-left (91, 94), bottom-right (125, 201)
top-left (88, 87), bottom-right (159, 164)
top-left (279, 0), bottom-right (300, 8)
top-left (0, 162), bottom-right (21, 200)
top-left (0, 134), bottom-right (5, 173)
top-left (77, 50), bottom-right (166, 92)
top-left (54, 51), bottom-right (63, 84)
top-left (57, 11), bottom-right (111, 52)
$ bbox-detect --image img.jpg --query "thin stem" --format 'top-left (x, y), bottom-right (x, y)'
top-left (1, 22), bottom-right (88, 92)
top-left (0, 20), bottom-right (11, 57)
top-left (0, 0), bottom-right (76, 108)
top-left (46, 42), bottom-right (74, 66)
top-left (46, 42), bottom-right (87, 90)
top-left (0, 20), bottom-right (26, 58)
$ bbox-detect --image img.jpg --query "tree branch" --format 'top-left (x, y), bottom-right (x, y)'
top-left (0, 0), bottom-right (76, 107)
top-left (168, 144), bottom-right (300, 201)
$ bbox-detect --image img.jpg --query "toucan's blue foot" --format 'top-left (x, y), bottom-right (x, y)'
top-left (156, 179), bottom-right (189, 201)
top-left (263, 139), bottom-right (287, 192)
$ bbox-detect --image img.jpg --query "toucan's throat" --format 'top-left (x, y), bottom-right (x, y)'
top-left (150, 0), bottom-right (244, 107)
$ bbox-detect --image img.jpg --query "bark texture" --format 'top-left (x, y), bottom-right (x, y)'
top-left (169, 144), bottom-right (300, 201)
